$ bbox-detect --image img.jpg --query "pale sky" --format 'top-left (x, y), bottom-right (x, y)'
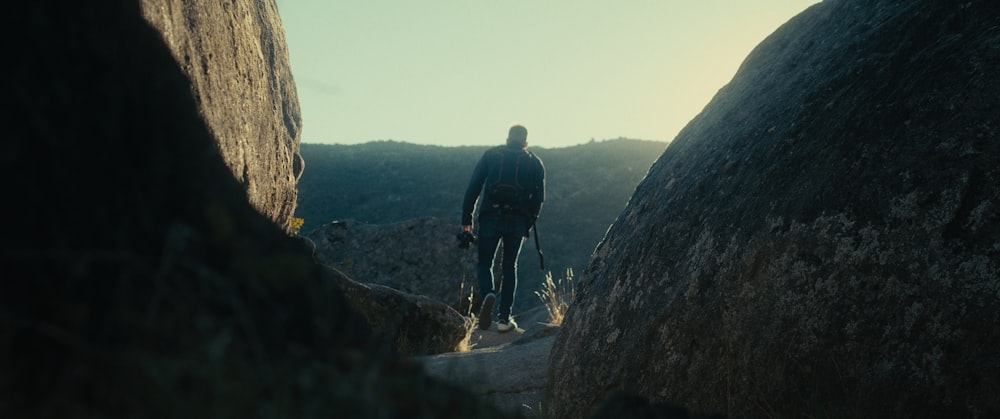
top-left (276, 1), bottom-right (821, 148)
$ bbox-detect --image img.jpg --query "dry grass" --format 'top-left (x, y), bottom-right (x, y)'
top-left (455, 274), bottom-right (478, 352)
top-left (455, 268), bottom-right (576, 352)
top-left (455, 316), bottom-right (479, 352)
top-left (535, 268), bottom-right (575, 326)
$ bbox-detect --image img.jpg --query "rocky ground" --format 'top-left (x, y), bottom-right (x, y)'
top-left (416, 307), bottom-right (558, 418)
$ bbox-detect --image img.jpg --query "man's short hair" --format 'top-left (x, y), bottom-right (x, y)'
top-left (507, 124), bottom-right (528, 147)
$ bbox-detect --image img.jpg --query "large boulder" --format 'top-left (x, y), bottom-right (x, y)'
top-left (2, 2), bottom-right (511, 418)
top-left (333, 268), bottom-right (471, 356)
top-left (548, 0), bottom-right (1000, 418)
top-left (141, 0), bottom-right (304, 231)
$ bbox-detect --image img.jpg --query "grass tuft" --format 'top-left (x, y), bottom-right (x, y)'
top-left (535, 268), bottom-right (575, 326)
top-left (455, 274), bottom-right (478, 352)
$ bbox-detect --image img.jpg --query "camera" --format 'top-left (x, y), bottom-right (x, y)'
top-left (456, 231), bottom-right (476, 249)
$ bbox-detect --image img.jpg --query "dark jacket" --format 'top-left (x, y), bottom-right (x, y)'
top-left (462, 144), bottom-right (545, 226)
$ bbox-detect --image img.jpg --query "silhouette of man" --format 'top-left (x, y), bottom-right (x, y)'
top-left (461, 124), bottom-right (545, 332)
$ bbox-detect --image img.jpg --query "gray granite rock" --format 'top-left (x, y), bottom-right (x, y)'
top-left (142, 0), bottom-right (304, 231)
top-left (418, 333), bottom-right (556, 417)
top-left (548, 0), bottom-right (1000, 417)
top-left (308, 217), bottom-right (480, 310)
top-left (333, 267), bottom-right (471, 356)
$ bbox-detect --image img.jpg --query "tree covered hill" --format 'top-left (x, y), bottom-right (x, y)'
top-left (295, 138), bottom-right (667, 287)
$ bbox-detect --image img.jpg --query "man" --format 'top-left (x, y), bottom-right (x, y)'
top-left (462, 124), bottom-right (545, 332)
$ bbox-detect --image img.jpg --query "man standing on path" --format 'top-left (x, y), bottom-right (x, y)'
top-left (461, 124), bottom-right (545, 332)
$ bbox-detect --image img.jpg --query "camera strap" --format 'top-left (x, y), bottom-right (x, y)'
top-left (532, 221), bottom-right (544, 270)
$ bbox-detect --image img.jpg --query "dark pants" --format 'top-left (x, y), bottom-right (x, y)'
top-left (475, 213), bottom-right (527, 322)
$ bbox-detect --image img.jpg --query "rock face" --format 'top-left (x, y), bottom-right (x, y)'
top-left (308, 218), bottom-right (480, 311)
top-left (334, 270), bottom-right (471, 356)
top-left (143, 0), bottom-right (478, 359)
top-left (141, 0), bottom-right (304, 231)
top-left (3, 2), bottom-right (510, 418)
top-left (418, 333), bottom-right (558, 417)
top-left (548, 1), bottom-right (1000, 418)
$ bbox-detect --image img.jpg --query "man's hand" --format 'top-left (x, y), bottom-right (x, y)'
top-left (462, 224), bottom-right (472, 233)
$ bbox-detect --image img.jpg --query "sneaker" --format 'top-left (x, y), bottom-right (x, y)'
top-left (497, 318), bottom-right (517, 333)
top-left (478, 293), bottom-right (496, 330)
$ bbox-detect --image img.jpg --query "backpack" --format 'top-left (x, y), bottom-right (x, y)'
top-left (487, 148), bottom-right (536, 208)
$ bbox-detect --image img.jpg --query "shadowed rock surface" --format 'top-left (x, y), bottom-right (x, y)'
top-left (142, 0), bottom-right (465, 359)
top-left (333, 268), bottom-right (470, 356)
top-left (588, 391), bottom-right (726, 419)
top-left (308, 217), bottom-right (479, 309)
top-left (549, 0), bottom-right (1000, 418)
top-left (416, 310), bottom-right (557, 418)
top-left (141, 0), bottom-right (304, 231)
top-left (420, 334), bottom-right (555, 418)
top-left (2, 2), bottom-right (514, 418)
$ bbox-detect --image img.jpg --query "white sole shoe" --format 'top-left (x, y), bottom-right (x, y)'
top-left (497, 319), bottom-right (517, 333)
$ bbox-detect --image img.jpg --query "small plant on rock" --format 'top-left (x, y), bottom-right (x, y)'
top-left (535, 268), bottom-right (575, 326)
top-left (289, 217), bottom-right (305, 235)
top-left (455, 274), bottom-right (478, 352)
